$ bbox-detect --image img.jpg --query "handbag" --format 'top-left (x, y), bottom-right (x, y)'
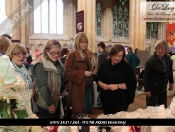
top-left (62, 53), bottom-right (75, 108)
top-left (86, 76), bottom-right (94, 88)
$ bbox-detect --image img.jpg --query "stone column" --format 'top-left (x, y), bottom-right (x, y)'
top-left (129, 0), bottom-right (135, 49)
top-left (138, 0), bottom-right (146, 50)
top-left (21, 0), bottom-right (30, 47)
top-left (63, 0), bottom-right (77, 39)
top-left (130, 0), bottom-right (146, 50)
top-left (103, 8), bottom-right (113, 42)
top-left (5, 0), bottom-right (12, 16)
top-left (134, 0), bottom-right (139, 49)
top-left (11, 0), bottom-right (21, 40)
top-left (77, 0), bottom-right (96, 52)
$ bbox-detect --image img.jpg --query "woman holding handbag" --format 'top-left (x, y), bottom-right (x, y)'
top-left (65, 32), bottom-right (94, 118)
top-left (32, 39), bottom-right (65, 119)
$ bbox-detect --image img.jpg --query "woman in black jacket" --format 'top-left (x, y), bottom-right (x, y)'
top-left (96, 44), bottom-right (137, 115)
top-left (143, 39), bottom-right (174, 108)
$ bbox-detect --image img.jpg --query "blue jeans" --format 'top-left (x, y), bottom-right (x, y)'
top-left (83, 86), bottom-right (93, 114)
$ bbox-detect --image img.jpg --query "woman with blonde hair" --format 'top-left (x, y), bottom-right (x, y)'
top-left (0, 36), bottom-right (12, 56)
top-left (65, 32), bottom-right (94, 118)
top-left (6, 43), bottom-right (33, 90)
top-left (32, 39), bottom-right (65, 119)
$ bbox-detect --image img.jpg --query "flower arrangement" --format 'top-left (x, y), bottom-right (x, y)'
top-left (0, 55), bottom-right (42, 132)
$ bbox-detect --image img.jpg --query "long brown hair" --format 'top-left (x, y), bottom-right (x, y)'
top-left (73, 32), bottom-right (88, 58)
top-left (109, 44), bottom-right (125, 61)
top-left (0, 36), bottom-right (12, 53)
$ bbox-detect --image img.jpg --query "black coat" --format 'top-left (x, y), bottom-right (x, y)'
top-left (96, 60), bottom-right (137, 114)
top-left (143, 52), bottom-right (174, 94)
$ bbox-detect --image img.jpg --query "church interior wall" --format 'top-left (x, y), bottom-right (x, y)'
top-left (3, 0), bottom-right (168, 54)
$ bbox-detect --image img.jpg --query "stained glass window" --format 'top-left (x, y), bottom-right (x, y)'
top-left (146, 22), bottom-right (158, 39)
top-left (113, 0), bottom-right (129, 37)
top-left (146, 0), bottom-right (159, 39)
top-left (96, 0), bottom-right (101, 36)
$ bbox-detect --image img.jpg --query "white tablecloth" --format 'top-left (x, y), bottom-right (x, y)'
top-left (93, 82), bottom-right (99, 107)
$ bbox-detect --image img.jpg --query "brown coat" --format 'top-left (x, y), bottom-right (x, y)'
top-left (65, 51), bottom-right (92, 114)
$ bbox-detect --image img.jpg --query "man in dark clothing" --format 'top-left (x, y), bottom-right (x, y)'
top-left (97, 42), bottom-right (109, 67)
top-left (96, 42), bottom-right (108, 108)
top-left (126, 46), bottom-right (140, 71)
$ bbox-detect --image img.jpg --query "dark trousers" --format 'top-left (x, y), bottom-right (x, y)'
top-left (36, 104), bottom-right (60, 119)
top-left (146, 92), bottom-right (167, 108)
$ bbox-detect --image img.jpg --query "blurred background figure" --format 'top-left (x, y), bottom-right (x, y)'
top-left (33, 47), bottom-right (41, 61)
top-left (60, 47), bottom-right (69, 64)
top-left (97, 42), bottom-right (108, 68)
top-left (126, 46), bottom-right (140, 72)
top-left (1, 34), bottom-right (12, 41)
top-left (0, 36), bottom-right (12, 56)
top-left (96, 42), bottom-right (108, 109)
top-left (135, 48), bottom-right (139, 54)
top-left (25, 47), bottom-right (33, 70)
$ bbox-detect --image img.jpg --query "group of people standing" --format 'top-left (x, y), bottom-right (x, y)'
top-left (0, 32), bottom-right (173, 120)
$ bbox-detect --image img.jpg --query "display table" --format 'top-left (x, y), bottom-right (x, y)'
top-left (93, 82), bottom-right (99, 107)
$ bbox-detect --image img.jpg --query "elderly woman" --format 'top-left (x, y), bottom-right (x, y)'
top-left (96, 44), bottom-right (137, 115)
top-left (32, 39), bottom-right (65, 119)
top-left (65, 32), bottom-right (94, 118)
top-left (6, 43), bottom-right (33, 90)
top-left (144, 40), bottom-right (174, 108)
top-left (0, 36), bottom-right (12, 56)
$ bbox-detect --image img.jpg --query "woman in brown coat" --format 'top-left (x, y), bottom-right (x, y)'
top-left (65, 32), bottom-right (94, 118)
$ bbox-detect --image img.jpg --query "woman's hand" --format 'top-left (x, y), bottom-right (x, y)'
top-left (168, 83), bottom-right (173, 91)
top-left (108, 84), bottom-right (118, 91)
top-left (48, 104), bottom-right (56, 114)
top-left (97, 81), bottom-right (108, 90)
top-left (145, 91), bottom-right (151, 97)
top-left (85, 71), bottom-right (93, 77)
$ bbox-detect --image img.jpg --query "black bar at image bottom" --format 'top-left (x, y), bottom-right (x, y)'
top-left (0, 119), bottom-right (175, 126)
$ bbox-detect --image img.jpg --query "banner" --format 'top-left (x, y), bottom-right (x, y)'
top-left (76, 10), bottom-right (84, 34)
top-left (1, 119), bottom-right (175, 126)
top-left (166, 24), bottom-right (175, 45)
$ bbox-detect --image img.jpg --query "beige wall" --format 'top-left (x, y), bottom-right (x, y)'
top-left (4, 0), bottom-right (167, 53)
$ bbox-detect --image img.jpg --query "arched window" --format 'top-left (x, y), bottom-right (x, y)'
top-left (113, 0), bottom-right (129, 37)
top-left (96, 0), bottom-right (101, 36)
top-left (34, 0), bottom-right (63, 34)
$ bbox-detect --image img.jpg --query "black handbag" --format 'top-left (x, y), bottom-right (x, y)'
top-left (86, 76), bottom-right (94, 88)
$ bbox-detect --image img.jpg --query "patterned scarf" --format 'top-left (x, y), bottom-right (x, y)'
top-left (11, 61), bottom-right (32, 89)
